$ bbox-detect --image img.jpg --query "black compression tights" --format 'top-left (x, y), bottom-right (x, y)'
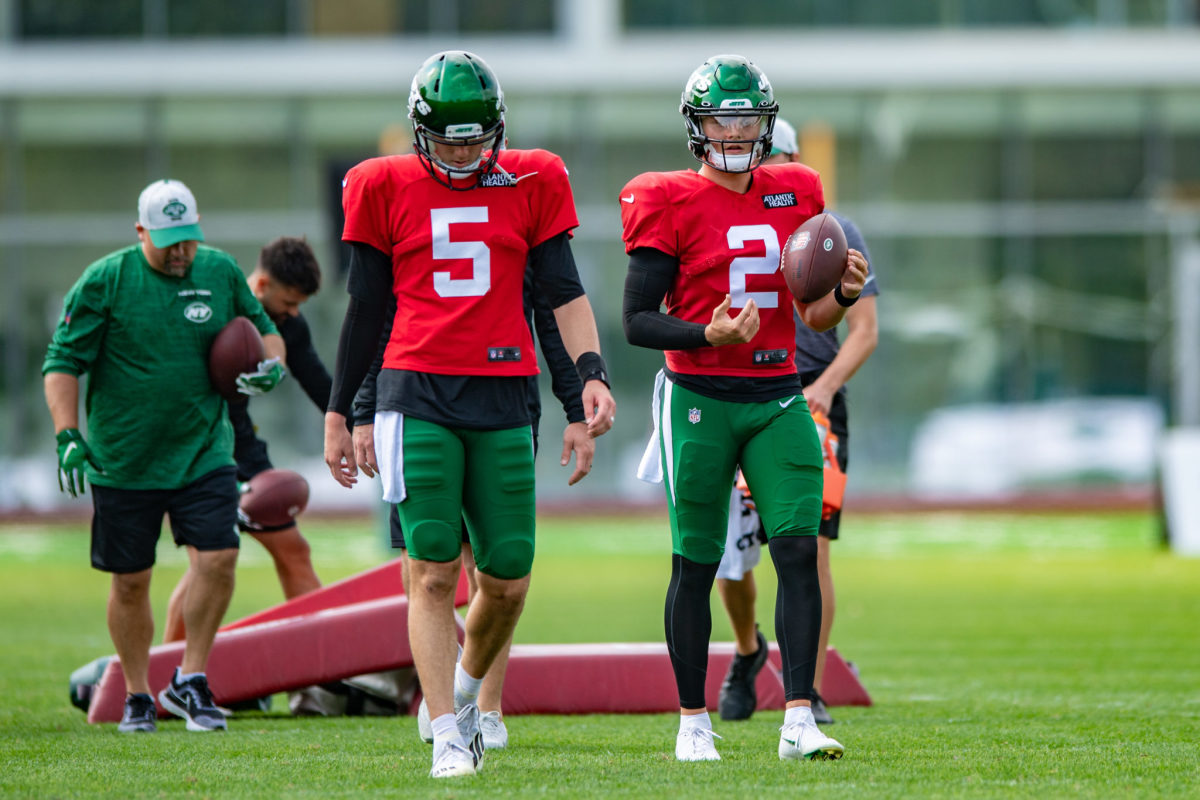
top-left (769, 535), bottom-right (822, 702)
top-left (664, 553), bottom-right (719, 710)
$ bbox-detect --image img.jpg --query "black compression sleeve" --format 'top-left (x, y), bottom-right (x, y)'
top-left (528, 275), bottom-right (586, 424)
top-left (622, 247), bottom-right (710, 350)
top-left (528, 231), bottom-right (586, 308)
top-left (284, 315), bottom-right (333, 413)
top-left (769, 535), bottom-right (822, 702)
top-left (328, 243), bottom-right (391, 416)
top-left (664, 553), bottom-right (720, 710)
top-left (351, 295), bottom-right (394, 426)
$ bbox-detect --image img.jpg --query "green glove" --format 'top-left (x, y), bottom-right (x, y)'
top-left (235, 357), bottom-right (286, 396)
top-left (56, 428), bottom-right (102, 498)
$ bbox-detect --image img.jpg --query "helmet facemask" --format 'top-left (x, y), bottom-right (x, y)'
top-left (684, 109), bottom-right (776, 174)
top-left (412, 118), bottom-right (506, 190)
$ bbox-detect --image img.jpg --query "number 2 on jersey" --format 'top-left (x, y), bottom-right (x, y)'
top-left (431, 207), bottom-right (490, 298)
top-left (727, 224), bottom-right (780, 309)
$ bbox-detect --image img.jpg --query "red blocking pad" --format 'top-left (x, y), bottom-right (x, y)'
top-left (494, 642), bottom-right (788, 715)
top-left (221, 558), bottom-right (470, 632)
top-left (88, 595), bottom-right (465, 723)
top-left (766, 645), bottom-right (873, 707)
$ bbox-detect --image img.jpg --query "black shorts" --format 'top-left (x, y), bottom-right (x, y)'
top-left (388, 430), bottom-right (540, 550)
top-left (90, 467), bottom-right (240, 574)
top-left (234, 434), bottom-right (273, 483)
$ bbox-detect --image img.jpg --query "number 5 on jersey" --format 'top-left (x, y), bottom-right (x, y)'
top-left (431, 207), bottom-right (490, 297)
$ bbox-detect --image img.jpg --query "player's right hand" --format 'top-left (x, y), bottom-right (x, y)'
top-left (352, 423), bottom-right (378, 479)
top-left (55, 428), bottom-right (102, 497)
top-left (323, 411), bottom-right (358, 488)
top-left (704, 294), bottom-right (759, 345)
top-left (236, 357), bottom-right (287, 396)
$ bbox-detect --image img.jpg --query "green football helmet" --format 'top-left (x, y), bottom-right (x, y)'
top-left (680, 54), bottom-right (778, 174)
top-left (408, 50), bottom-right (506, 190)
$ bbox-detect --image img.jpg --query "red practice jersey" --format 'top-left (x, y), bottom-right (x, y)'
top-left (342, 149), bottom-right (578, 377)
top-left (619, 163), bottom-right (824, 377)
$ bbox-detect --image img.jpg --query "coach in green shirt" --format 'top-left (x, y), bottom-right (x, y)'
top-left (43, 179), bottom-right (286, 734)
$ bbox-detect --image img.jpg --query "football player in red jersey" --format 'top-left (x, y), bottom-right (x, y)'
top-left (621, 54), bottom-right (867, 763)
top-left (323, 50), bottom-right (615, 779)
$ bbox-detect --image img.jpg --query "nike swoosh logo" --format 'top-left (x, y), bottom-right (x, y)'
top-left (514, 171), bottom-right (538, 183)
top-left (779, 396), bottom-right (798, 409)
top-left (63, 442), bottom-right (79, 459)
top-left (621, 194), bottom-right (635, 203)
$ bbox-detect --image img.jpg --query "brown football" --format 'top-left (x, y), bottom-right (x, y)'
top-left (240, 469), bottom-right (310, 528)
top-left (779, 213), bottom-right (848, 303)
top-left (208, 317), bottom-right (264, 401)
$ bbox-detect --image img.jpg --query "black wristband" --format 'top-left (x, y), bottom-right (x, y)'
top-left (574, 351), bottom-right (611, 389)
top-left (834, 284), bottom-right (859, 308)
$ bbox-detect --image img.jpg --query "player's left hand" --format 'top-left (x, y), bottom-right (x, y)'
top-left (802, 382), bottom-right (836, 418)
top-left (839, 249), bottom-right (869, 300)
top-left (583, 381), bottom-right (616, 438)
top-left (561, 421), bottom-right (595, 485)
top-left (324, 411), bottom-right (358, 488)
top-left (55, 428), bottom-right (102, 498)
top-left (236, 357), bottom-right (287, 396)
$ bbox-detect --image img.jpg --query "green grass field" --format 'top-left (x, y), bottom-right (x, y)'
top-left (1, 510), bottom-right (1197, 798)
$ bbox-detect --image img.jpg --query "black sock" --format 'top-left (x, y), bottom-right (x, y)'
top-left (768, 535), bottom-right (821, 703)
top-left (664, 553), bottom-right (719, 710)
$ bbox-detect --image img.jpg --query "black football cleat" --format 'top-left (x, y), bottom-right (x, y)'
top-left (718, 628), bottom-right (769, 721)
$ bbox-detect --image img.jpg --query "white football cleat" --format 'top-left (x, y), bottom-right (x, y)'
top-left (779, 710), bottom-right (844, 761)
top-left (675, 726), bottom-right (723, 761)
top-left (416, 696), bottom-right (433, 743)
top-left (479, 710), bottom-right (508, 750)
top-left (429, 742), bottom-right (477, 779)
top-left (456, 703), bottom-right (485, 770)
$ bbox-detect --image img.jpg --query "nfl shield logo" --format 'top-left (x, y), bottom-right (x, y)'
top-left (688, 407), bottom-right (701, 424)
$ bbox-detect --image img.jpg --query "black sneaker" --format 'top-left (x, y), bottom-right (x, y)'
top-left (158, 669), bottom-right (227, 731)
top-left (118, 692), bottom-right (157, 733)
top-left (718, 628), bottom-right (769, 721)
top-left (811, 690), bottom-right (835, 725)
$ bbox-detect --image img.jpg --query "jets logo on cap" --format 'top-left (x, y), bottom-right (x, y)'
top-left (162, 199), bottom-right (187, 221)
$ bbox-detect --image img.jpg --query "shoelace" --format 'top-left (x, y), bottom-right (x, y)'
top-left (181, 678), bottom-right (216, 709)
top-left (779, 719), bottom-right (816, 745)
top-left (432, 741), bottom-right (475, 772)
top-left (681, 727), bottom-right (724, 753)
top-left (125, 695), bottom-right (154, 717)
top-left (727, 653), bottom-right (760, 681)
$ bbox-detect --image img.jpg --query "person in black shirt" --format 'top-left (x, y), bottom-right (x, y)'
top-left (165, 237), bottom-right (330, 641)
